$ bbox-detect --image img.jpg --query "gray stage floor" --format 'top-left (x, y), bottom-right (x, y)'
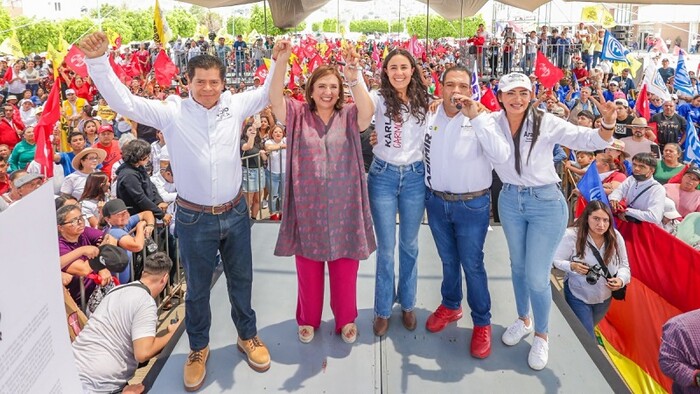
top-left (149, 223), bottom-right (617, 393)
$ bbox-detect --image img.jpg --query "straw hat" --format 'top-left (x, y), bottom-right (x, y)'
top-left (72, 148), bottom-right (106, 172)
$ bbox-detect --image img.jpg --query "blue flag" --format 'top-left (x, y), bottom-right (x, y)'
top-left (601, 31), bottom-right (629, 63)
top-left (571, 72), bottom-right (580, 101)
top-left (577, 160), bottom-right (610, 207)
top-left (683, 114), bottom-right (700, 166)
top-left (674, 51), bottom-right (695, 97)
top-left (471, 61), bottom-right (481, 101)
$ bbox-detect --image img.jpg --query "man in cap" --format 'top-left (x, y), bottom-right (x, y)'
top-left (94, 124), bottom-right (121, 181)
top-left (12, 172), bottom-right (44, 199)
top-left (610, 152), bottom-right (666, 225)
top-left (103, 198), bottom-right (156, 284)
top-left (621, 117), bottom-right (659, 157)
top-left (611, 68), bottom-right (636, 96)
top-left (215, 37), bottom-right (232, 69)
top-left (62, 88), bottom-right (88, 129)
top-left (19, 98), bottom-right (37, 127)
top-left (603, 80), bottom-right (619, 102)
top-left (658, 58), bottom-right (675, 85)
top-left (233, 34), bottom-right (247, 78)
top-left (72, 252), bottom-right (180, 394)
top-left (612, 98), bottom-right (635, 139)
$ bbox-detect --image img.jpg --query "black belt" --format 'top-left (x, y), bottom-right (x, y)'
top-left (176, 191), bottom-right (243, 215)
top-left (431, 188), bottom-right (489, 202)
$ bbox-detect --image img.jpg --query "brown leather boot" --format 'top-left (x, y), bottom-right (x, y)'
top-left (237, 336), bottom-right (271, 372)
top-left (183, 346), bottom-right (209, 392)
top-left (402, 310), bottom-right (417, 331)
top-left (373, 317), bottom-right (389, 336)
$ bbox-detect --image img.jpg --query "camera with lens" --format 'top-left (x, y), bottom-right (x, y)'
top-left (208, 31), bottom-right (217, 42)
top-left (585, 264), bottom-right (606, 285)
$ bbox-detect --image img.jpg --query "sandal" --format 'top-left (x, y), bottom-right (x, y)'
top-left (341, 323), bottom-right (358, 344)
top-left (298, 325), bottom-right (314, 343)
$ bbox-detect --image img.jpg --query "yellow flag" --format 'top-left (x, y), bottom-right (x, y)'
top-left (612, 61), bottom-right (627, 76)
top-left (626, 53), bottom-right (642, 77)
top-left (263, 58), bottom-right (271, 69)
top-left (46, 42), bottom-right (62, 78)
top-left (0, 30), bottom-right (25, 58)
top-left (153, 0), bottom-right (172, 46)
top-left (581, 6), bottom-right (600, 24)
top-left (599, 6), bottom-right (616, 29)
top-left (383, 45), bottom-right (389, 59)
top-left (106, 30), bottom-right (120, 47)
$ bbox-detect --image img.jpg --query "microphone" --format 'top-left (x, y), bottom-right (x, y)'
top-left (451, 96), bottom-right (463, 110)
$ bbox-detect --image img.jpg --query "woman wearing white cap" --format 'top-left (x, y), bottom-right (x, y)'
top-left (489, 72), bottom-right (618, 370)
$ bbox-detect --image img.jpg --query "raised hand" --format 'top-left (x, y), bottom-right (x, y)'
top-left (341, 43), bottom-right (361, 82)
top-left (273, 39), bottom-right (292, 61)
top-left (79, 32), bottom-right (110, 59)
top-left (598, 100), bottom-right (618, 126)
top-left (453, 94), bottom-right (482, 119)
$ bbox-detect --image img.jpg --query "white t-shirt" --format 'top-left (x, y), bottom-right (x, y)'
top-left (72, 284), bottom-right (157, 393)
top-left (80, 199), bottom-right (101, 225)
top-left (424, 108), bottom-right (509, 193)
top-left (60, 170), bottom-right (90, 199)
top-left (370, 91), bottom-right (425, 166)
top-left (265, 137), bottom-right (287, 174)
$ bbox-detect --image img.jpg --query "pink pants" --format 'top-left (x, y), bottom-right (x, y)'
top-left (295, 255), bottom-right (359, 333)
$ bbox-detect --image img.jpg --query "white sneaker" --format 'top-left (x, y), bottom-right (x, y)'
top-left (261, 200), bottom-right (268, 209)
top-left (501, 318), bottom-right (534, 346)
top-left (528, 336), bottom-right (549, 370)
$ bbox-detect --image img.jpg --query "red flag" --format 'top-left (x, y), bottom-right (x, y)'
top-left (3, 67), bottom-right (12, 84)
top-left (431, 71), bottom-right (441, 97)
top-left (635, 83), bottom-right (650, 121)
top-left (535, 51), bottom-right (564, 89)
top-left (288, 62), bottom-right (300, 90)
top-left (114, 35), bottom-right (122, 50)
top-left (254, 63), bottom-right (269, 84)
top-left (480, 88), bottom-right (501, 112)
top-left (667, 164), bottom-right (689, 184)
top-left (292, 45), bottom-right (305, 61)
top-left (109, 54), bottom-right (131, 85)
top-left (33, 79), bottom-right (61, 177)
top-left (372, 44), bottom-right (380, 64)
top-left (648, 122), bottom-right (658, 143)
top-left (124, 55), bottom-right (142, 78)
top-left (308, 54), bottom-right (323, 74)
top-left (65, 45), bottom-right (88, 78)
top-left (153, 51), bottom-right (178, 87)
top-left (303, 42), bottom-right (317, 59)
top-left (291, 60), bottom-right (302, 77)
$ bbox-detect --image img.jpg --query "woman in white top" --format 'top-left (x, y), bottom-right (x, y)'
top-left (369, 48), bottom-right (432, 337)
top-left (490, 73), bottom-right (617, 370)
top-left (553, 201), bottom-right (630, 339)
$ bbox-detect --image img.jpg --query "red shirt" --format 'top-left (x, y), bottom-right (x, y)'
top-left (573, 68), bottom-right (589, 86)
top-left (0, 117), bottom-right (23, 150)
top-left (71, 82), bottom-right (94, 102)
top-left (0, 178), bottom-right (10, 195)
top-left (96, 140), bottom-right (121, 180)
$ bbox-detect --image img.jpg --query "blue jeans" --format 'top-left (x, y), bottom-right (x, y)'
top-left (582, 52), bottom-right (592, 71)
top-left (235, 58), bottom-right (246, 78)
top-left (368, 157), bottom-right (425, 318)
top-left (564, 281), bottom-right (611, 338)
top-left (176, 197), bottom-right (257, 351)
top-left (592, 51), bottom-right (602, 68)
top-left (498, 183), bottom-right (567, 334)
top-left (268, 171), bottom-right (284, 212)
top-left (425, 191), bottom-right (492, 326)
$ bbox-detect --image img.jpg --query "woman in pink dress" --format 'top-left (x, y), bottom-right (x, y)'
top-left (269, 40), bottom-right (376, 344)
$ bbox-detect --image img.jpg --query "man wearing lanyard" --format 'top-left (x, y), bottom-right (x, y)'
top-left (423, 66), bottom-right (510, 358)
top-left (80, 32), bottom-right (282, 391)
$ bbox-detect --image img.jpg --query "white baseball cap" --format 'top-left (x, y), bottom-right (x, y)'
top-left (498, 73), bottom-right (532, 92)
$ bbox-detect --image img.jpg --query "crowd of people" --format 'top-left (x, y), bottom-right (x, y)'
top-left (0, 20), bottom-right (699, 392)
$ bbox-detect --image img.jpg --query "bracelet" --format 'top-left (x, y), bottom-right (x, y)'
top-left (347, 79), bottom-right (359, 88)
top-left (146, 224), bottom-right (155, 228)
top-left (601, 120), bottom-right (615, 130)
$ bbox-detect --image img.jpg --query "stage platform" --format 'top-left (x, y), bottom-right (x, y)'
top-left (146, 223), bottom-right (627, 393)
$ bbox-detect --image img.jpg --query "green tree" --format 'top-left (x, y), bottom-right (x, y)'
top-left (349, 19), bottom-right (388, 34)
top-left (60, 18), bottom-right (97, 45)
top-left (188, 5), bottom-right (207, 24)
top-left (120, 9), bottom-right (152, 42)
top-left (389, 20), bottom-right (403, 34)
top-left (405, 14), bottom-right (484, 39)
top-left (89, 4), bottom-right (122, 19)
top-left (226, 16), bottom-right (250, 37)
top-left (249, 4), bottom-right (304, 36)
top-left (321, 18), bottom-right (338, 33)
top-left (167, 7), bottom-right (197, 39)
top-left (14, 17), bottom-right (62, 53)
top-left (101, 19), bottom-right (133, 45)
top-left (0, 7), bottom-right (12, 41)
top-left (312, 22), bottom-right (321, 32)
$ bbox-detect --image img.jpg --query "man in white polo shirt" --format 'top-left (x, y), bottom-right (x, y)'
top-left (423, 66), bottom-right (510, 359)
top-left (80, 31), bottom-right (283, 391)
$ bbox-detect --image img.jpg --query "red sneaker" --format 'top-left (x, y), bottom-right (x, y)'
top-left (425, 305), bottom-right (463, 333)
top-left (470, 325), bottom-right (492, 359)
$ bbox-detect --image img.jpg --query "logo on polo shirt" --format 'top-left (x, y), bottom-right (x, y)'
top-left (216, 107), bottom-right (232, 121)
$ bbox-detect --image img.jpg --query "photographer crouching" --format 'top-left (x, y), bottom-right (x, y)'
top-left (553, 201), bottom-right (631, 338)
